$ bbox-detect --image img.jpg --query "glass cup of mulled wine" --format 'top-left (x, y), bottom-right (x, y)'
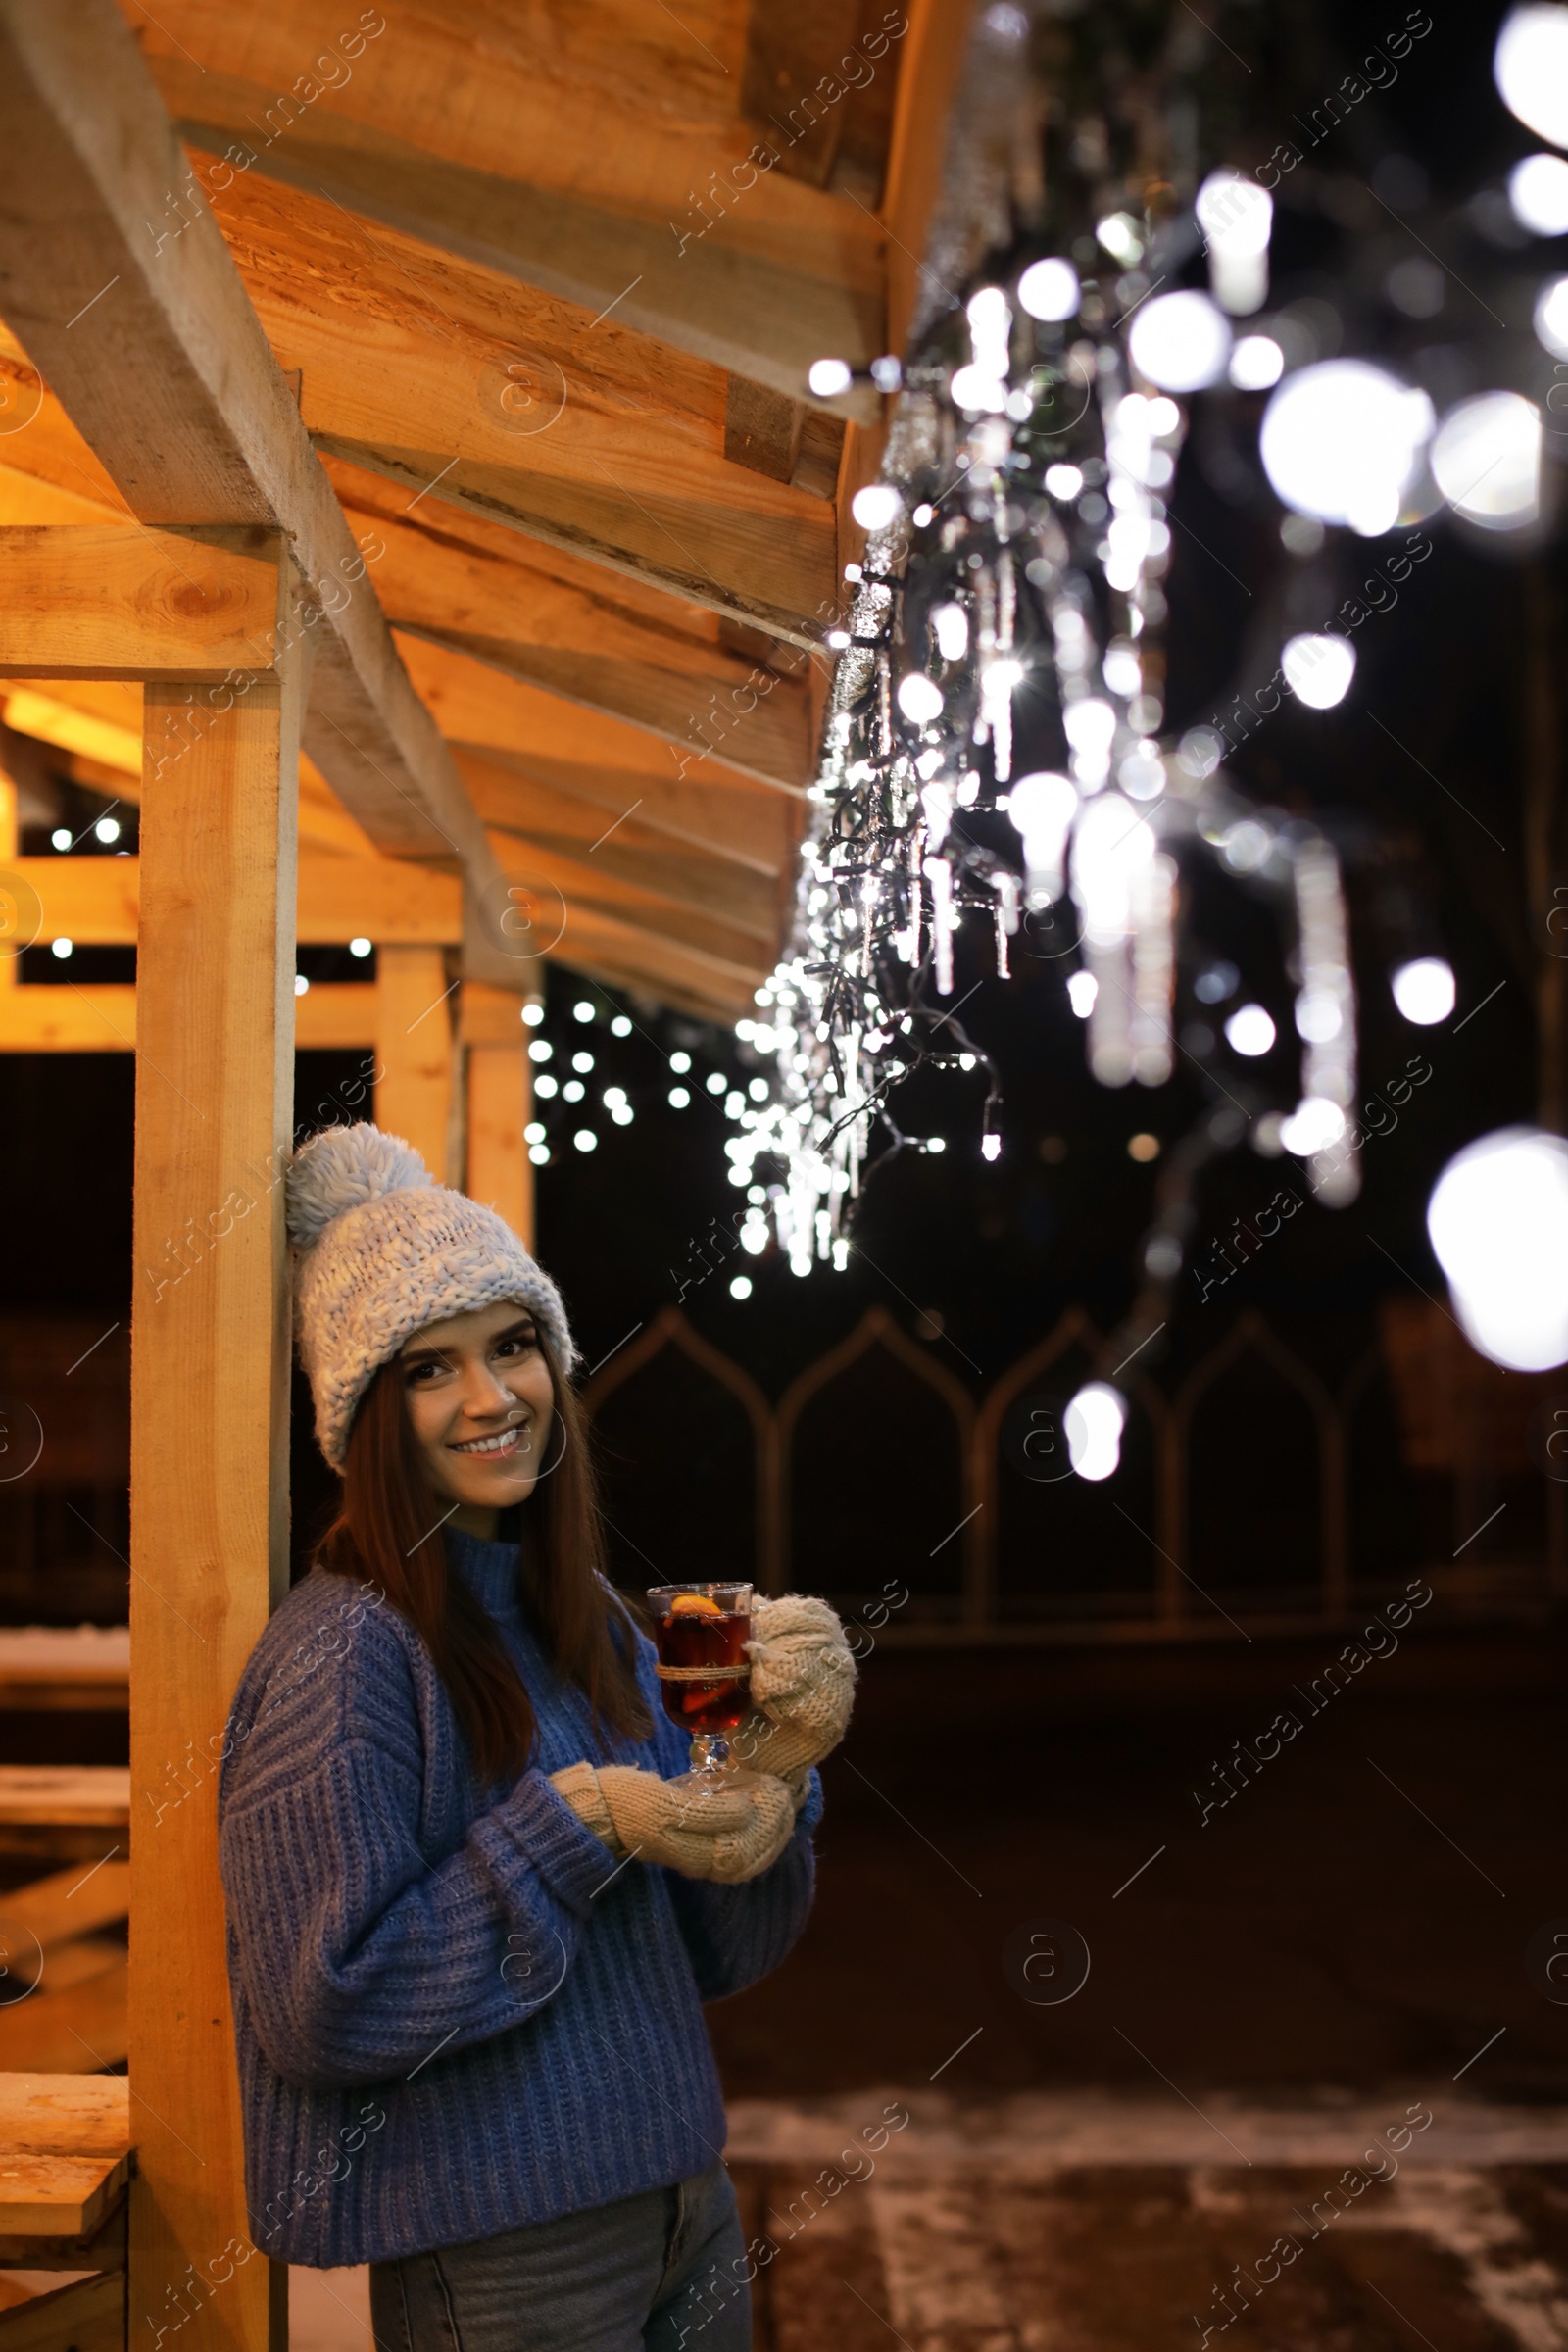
top-left (646, 1581), bottom-right (756, 1792)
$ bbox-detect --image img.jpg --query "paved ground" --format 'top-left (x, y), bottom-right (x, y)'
top-left (286, 2097), bottom-right (1568, 2350)
top-left (717, 2095), bottom-right (1568, 2351)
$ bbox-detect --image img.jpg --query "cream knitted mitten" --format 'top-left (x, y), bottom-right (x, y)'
top-left (548, 1761), bottom-right (796, 1885)
top-left (732, 1593), bottom-right (857, 1782)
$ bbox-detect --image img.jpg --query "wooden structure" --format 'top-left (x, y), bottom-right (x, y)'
top-left (0, 4), bottom-right (970, 2346)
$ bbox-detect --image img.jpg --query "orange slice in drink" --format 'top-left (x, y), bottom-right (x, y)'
top-left (668, 1592), bottom-right (725, 1619)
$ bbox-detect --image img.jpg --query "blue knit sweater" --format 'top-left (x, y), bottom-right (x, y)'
top-left (217, 1532), bottom-right (821, 2267)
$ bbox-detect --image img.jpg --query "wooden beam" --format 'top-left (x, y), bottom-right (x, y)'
top-left (0, 1), bottom-right (509, 956)
top-left (742, 0), bottom-right (905, 196)
top-left (482, 830), bottom-right (776, 978)
top-left (143, 49), bottom-right (884, 414)
top-left (463, 773), bottom-right (783, 943)
top-left (0, 524), bottom-right (287, 681)
top-left (549, 913), bottom-right (760, 1024)
top-left (462, 985), bottom-right (534, 1250)
top-left (172, 171), bottom-right (839, 647)
top-left (832, 0), bottom-right (974, 570)
top-left (880, 0), bottom-right (976, 360)
top-left (1, 673), bottom-right (386, 859)
top-left (8, 852), bottom-right (463, 945)
top-left (128, 573), bottom-right (302, 2352)
top-left (335, 495), bottom-right (815, 794)
top-left (397, 635), bottom-right (806, 877)
top-left (375, 945), bottom-right (455, 1179)
top-left (0, 2072), bottom-right (130, 2241)
top-left (0, 979), bottom-right (376, 1051)
top-left (0, 2269), bottom-right (124, 2352)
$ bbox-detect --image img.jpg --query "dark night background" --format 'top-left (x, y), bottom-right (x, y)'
top-left (1, 0), bottom-right (1564, 2114)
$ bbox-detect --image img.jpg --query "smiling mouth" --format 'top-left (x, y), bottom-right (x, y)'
top-left (451, 1422), bottom-right (531, 1457)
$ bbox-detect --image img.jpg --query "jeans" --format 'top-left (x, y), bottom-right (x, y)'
top-left (368, 2163), bottom-right (751, 2352)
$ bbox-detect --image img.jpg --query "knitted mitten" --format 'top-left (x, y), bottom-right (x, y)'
top-left (733, 1593), bottom-right (857, 1780)
top-left (548, 1761), bottom-right (796, 1884)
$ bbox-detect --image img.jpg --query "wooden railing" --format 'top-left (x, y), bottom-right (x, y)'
top-left (584, 1303), bottom-right (1568, 1640)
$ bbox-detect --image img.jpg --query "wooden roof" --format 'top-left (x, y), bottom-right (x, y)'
top-left (0, 0), bottom-right (969, 1022)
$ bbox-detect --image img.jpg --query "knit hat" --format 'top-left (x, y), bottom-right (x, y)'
top-left (287, 1123), bottom-right (576, 1470)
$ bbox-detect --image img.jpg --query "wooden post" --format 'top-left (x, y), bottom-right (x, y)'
top-left (128, 551), bottom-right (299, 2352)
top-left (462, 982), bottom-right (534, 1248)
top-left (374, 944), bottom-right (456, 1181)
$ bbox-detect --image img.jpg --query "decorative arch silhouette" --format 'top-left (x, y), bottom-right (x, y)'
top-left (973, 1309), bottom-right (1170, 1618)
top-left (581, 1307), bottom-right (777, 1589)
top-left (1172, 1309), bottom-right (1346, 1616)
top-left (775, 1306), bottom-right (980, 1610)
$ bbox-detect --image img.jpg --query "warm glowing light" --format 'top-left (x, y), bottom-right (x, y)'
top-left (1072, 793), bottom-right (1155, 944)
top-left (1260, 361), bottom-right (1433, 532)
top-left (1280, 1097), bottom-right (1346, 1155)
top-left (1128, 290), bottom-right (1232, 391)
top-left (573, 1000), bottom-right (595, 1022)
top-left (950, 364), bottom-right (1008, 413)
top-left (1007, 770), bottom-right (1078, 906)
top-left (1494, 4), bottom-right (1568, 148)
top-left (573, 1130), bottom-right (598, 1152)
top-left (808, 358), bottom-right (853, 397)
top-left (1510, 150), bottom-right (1568, 232)
top-left (1197, 170), bottom-right (1273, 313)
top-left (1429, 1126), bottom-right (1568, 1369)
top-left (1045, 463), bottom-right (1084, 500)
top-left (932, 603), bottom-right (969, 662)
top-left (1017, 256), bottom-right (1081, 320)
top-left (293, 970), bottom-right (308, 994)
top-left (1065, 1383), bottom-right (1127, 1480)
top-left (1067, 969), bottom-right (1098, 1018)
top-left (1430, 392), bottom-right (1542, 528)
top-left (729, 1275), bottom-right (753, 1299)
top-left (1230, 334), bottom-right (1285, 390)
top-left (1282, 633), bottom-right (1357, 710)
top-left (1392, 956), bottom-right (1456, 1024)
top-left (350, 936), bottom-right (371, 958)
top-left (852, 483), bottom-right (902, 530)
top-left (981, 1134), bottom-right (1002, 1162)
top-left (1225, 1004), bottom-right (1277, 1056)
top-left (898, 672), bottom-right (945, 724)
top-left (1097, 213), bottom-right (1144, 265)
top-left (522, 1000), bottom-right (545, 1025)
top-left (966, 285), bottom-right (1012, 343)
top-left (94, 816), bottom-right (120, 844)
top-left (1535, 273), bottom-right (1568, 354)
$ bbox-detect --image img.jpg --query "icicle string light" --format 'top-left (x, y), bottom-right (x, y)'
top-left (733, 6), bottom-right (1369, 1293)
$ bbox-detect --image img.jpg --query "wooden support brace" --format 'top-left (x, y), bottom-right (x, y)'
top-left (375, 944), bottom-right (456, 1183)
top-left (127, 540), bottom-right (299, 2352)
top-left (0, 527), bottom-right (286, 681)
top-left (4, 854), bottom-right (463, 947)
top-left (461, 983), bottom-right (534, 1249)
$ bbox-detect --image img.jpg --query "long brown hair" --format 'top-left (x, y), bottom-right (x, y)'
top-left (315, 1327), bottom-right (651, 1785)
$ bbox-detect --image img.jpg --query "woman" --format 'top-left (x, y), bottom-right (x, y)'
top-left (218, 1124), bottom-right (855, 2351)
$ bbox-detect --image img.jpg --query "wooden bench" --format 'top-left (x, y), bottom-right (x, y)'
top-left (0, 1775), bottom-right (128, 1867)
top-left (0, 2077), bottom-right (131, 2351)
top-left (0, 1864), bottom-right (129, 2077)
top-left (0, 1635), bottom-right (127, 1717)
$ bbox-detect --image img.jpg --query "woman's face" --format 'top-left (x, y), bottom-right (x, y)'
top-left (398, 1300), bottom-right (556, 1512)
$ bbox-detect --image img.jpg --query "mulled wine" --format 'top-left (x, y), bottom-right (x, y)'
top-left (647, 1583), bottom-right (754, 1775)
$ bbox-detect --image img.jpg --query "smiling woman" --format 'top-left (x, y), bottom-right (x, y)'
top-left (210, 1121), bottom-right (856, 2350)
top-left (399, 1305), bottom-right (558, 1518)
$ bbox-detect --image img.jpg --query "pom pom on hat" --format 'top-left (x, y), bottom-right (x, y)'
top-left (287, 1121), bottom-right (576, 1469)
top-left (286, 1123), bottom-right (432, 1249)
